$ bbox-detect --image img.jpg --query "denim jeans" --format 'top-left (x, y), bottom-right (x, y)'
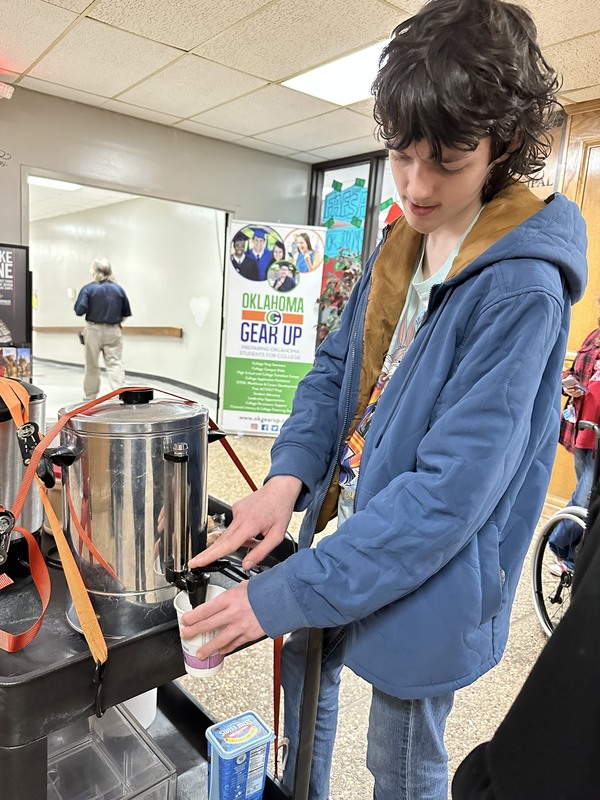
top-left (549, 447), bottom-right (594, 566)
top-left (367, 688), bottom-right (455, 800)
top-left (281, 627), bottom-right (455, 800)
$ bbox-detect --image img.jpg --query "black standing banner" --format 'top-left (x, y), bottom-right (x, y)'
top-left (0, 244), bottom-right (32, 379)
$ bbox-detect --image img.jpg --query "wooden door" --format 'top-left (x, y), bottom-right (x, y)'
top-left (546, 100), bottom-right (600, 512)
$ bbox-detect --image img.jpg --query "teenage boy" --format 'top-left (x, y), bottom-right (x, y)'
top-left (181, 1), bottom-right (588, 797)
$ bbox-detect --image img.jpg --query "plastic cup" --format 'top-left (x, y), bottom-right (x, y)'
top-left (174, 585), bottom-right (225, 677)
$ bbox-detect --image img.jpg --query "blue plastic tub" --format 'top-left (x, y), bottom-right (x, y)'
top-left (206, 711), bottom-right (274, 800)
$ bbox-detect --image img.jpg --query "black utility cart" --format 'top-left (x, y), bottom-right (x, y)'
top-left (0, 497), bottom-right (293, 800)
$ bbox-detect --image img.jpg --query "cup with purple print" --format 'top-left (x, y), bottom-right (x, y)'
top-left (174, 584), bottom-right (225, 677)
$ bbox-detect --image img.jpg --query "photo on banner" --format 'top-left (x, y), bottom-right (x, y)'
top-left (221, 221), bottom-right (326, 435)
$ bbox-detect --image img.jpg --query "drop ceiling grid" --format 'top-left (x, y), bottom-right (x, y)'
top-left (44, 0), bottom-right (94, 12)
top-left (562, 83), bottom-right (600, 103)
top-left (102, 100), bottom-right (183, 125)
top-left (87, 0), bottom-right (275, 51)
top-left (256, 108), bottom-right (378, 151)
top-left (17, 75), bottom-right (108, 107)
top-left (308, 134), bottom-right (383, 161)
top-left (192, 0), bottom-right (410, 82)
top-left (115, 53), bottom-right (267, 118)
top-left (3, 0), bottom-right (77, 72)
top-left (511, 0), bottom-right (600, 47)
top-left (3, 0), bottom-right (599, 163)
top-left (545, 30), bottom-right (600, 93)
top-left (173, 119), bottom-right (244, 142)
top-left (28, 17), bottom-right (183, 96)
top-left (189, 85), bottom-right (338, 138)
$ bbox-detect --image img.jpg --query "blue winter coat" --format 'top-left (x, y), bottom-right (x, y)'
top-left (248, 185), bottom-right (588, 699)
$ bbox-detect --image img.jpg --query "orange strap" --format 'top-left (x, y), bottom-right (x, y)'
top-left (0, 523), bottom-right (51, 651)
top-left (0, 378), bottom-right (51, 652)
top-left (39, 480), bottom-right (109, 664)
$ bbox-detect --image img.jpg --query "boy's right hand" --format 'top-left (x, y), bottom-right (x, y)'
top-left (188, 475), bottom-right (302, 572)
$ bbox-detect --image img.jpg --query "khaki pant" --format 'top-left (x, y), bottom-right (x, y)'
top-left (83, 322), bottom-right (125, 400)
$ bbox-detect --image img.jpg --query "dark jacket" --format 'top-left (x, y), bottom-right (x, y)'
top-left (452, 485), bottom-right (600, 800)
top-left (273, 275), bottom-right (296, 292)
top-left (231, 254), bottom-right (260, 281)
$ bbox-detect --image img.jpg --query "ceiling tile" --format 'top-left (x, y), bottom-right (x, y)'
top-left (42, 0), bottom-right (93, 10)
top-left (89, 0), bottom-right (271, 50)
top-left (190, 85), bottom-right (338, 137)
top-left (308, 134), bottom-right (383, 161)
top-left (173, 120), bottom-right (243, 142)
top-left (560, 83), bottom-right (600, 103)
top-left (102, 99), bottom-right (181, 125)
top-left (193, 0), bottom-right (409, 81)
top-left (258, 109), bottom-right (377, 151)
top-left (289, 152), bottom-right (328, 163)
top-left (348, 97), bottom-right (375, 118)
top-left (514, 0), bottom-right (600, 47)
top-left (381, 0), bottom-right (423, 11)
top-left (18, 77), bottom-right (107, 106)
top-left (379, 0), bottom-right (600, 48)
top-left (2, 0), bottom-right (77, 72)
top-left (118, 53), bottom-right (266, 117)
top-left (235, 138), bottom-right (299, 157)
top-left (28, 18), bottom-right (181, 96)
top-left (545, 31), bottom-right (600, 93)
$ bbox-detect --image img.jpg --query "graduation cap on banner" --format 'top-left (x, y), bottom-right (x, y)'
top-left (233, 230), bottom-right (249, 243)
top-left (251, 227), bottom-right (267, 239)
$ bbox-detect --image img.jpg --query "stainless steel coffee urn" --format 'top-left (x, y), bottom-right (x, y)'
top-left (59, 389), bottom-right (213, 638)
top-left (0, 380), bottom-right (46, 568)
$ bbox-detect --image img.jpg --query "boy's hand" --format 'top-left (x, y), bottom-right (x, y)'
top-left (180, 580), bottom-right (265, 656)
top-left (189, 475), bottom-right (302, 571)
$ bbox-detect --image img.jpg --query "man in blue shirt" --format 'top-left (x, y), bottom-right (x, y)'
top-left (74, 258), bottom-right (132, 399)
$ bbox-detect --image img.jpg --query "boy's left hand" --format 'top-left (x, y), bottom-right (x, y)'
top-left (179, 581), bottom-right (266, 658)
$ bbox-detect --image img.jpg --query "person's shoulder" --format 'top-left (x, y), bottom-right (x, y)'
top-left (581, 328), bottom-right (600, 347)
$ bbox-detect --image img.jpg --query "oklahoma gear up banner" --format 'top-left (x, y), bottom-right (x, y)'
top-left (222, 221), bottom-right (325, 435)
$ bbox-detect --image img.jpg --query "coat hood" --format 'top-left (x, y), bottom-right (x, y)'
top-left (446, 183), bottom-right (587, 304)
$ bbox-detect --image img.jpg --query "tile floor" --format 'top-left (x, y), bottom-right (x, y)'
top-left (31, 360), bottom-right (550, 800)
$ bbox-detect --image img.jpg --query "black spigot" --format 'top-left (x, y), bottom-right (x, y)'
top-left (166, 564), bottom-right (210, 609)
top-left (183, 568), bottom-right (210, 609)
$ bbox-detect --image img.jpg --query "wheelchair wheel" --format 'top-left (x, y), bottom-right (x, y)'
top-left (531, 507), bottom-right (587, 636)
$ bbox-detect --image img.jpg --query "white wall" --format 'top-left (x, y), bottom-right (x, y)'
top-left (0, 89), bottom-right (310, 243)
top-left (31, 196), bottom-right (226, 395)
top-left (0, 88), bottom-right (310, 397)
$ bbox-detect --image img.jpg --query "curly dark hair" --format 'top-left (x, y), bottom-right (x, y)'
top-left (372, 0), bottom-right (563, 201)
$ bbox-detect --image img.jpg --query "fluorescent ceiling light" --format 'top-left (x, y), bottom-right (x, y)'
top-left (27, 176), bottom-right (83, 191)
top-left (283, 41), bottom-right (387, 106)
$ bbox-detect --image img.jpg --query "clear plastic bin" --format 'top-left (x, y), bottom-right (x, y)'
top-left (47, 704), bottom-right (177, 800)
